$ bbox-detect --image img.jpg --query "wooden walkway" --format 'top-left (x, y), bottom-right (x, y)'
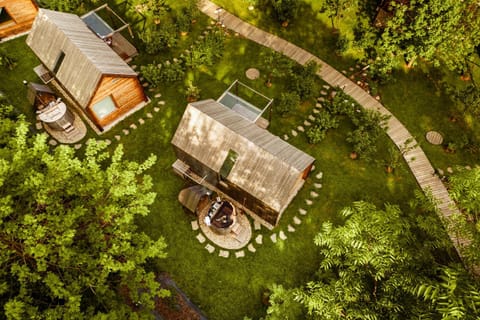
top-left (198, 0), bottom-right (478, 274)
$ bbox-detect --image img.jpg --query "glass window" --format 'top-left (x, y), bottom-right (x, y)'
top-left (220, 149), bottom-right (239, 180)
top-left (91, 96), bottom-right (116, 119)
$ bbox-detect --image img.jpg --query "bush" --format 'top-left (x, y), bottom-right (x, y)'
top-left (0, 49), bottom-right (16, 70)
top-left (269, 0), bottom-right (299, 24)
top-left (183, 28), bottom-right (225, 68)
top-left (276, 92), bottom-right (300, 116)
top-left (288, 61), bottom-right (319, 100)
top-left (139, 23), bottom-right (178, 54)
top-left (185, 81), bottom-right (201, 102)
top-left (325, 88), bottom-right (358, 117)
top-left (159, 61), bottom-right (185, 82)
top-left (306, 110), bottom-right (339, 144)
top-left (306, 127), bottom-right (326, 144)
top-left (140, 64), bottom-right (162, 87)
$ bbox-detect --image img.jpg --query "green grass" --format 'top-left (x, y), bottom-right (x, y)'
top-left (0, 2), bottom-right (465, 319)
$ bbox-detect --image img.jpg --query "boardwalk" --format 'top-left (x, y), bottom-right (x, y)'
top-left (198, 0), bottom-right (478, 274)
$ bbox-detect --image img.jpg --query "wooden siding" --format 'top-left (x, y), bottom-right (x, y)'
top-left (87, 75), bottom-right (146, 128)
top-left (0, 0), bottom-right (37, 38)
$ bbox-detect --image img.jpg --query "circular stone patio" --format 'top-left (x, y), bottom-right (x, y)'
top-left (426, 130), bottom-right (443, 145)
top-left (198, 207), bottom-right (252, 250)
top-left (245, 68), bottom-right (260, 80)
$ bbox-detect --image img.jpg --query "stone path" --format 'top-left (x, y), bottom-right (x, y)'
top-left (198, 0), bottom-right (478, 275)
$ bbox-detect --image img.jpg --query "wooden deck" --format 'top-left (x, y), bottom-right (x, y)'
top-left (198, 0), bottom-right (479, 275)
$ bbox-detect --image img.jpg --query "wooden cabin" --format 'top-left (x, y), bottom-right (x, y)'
top-left (0, 0), bottom-right (38, 40)
top-left (26, 9), bottom-right (147, 131)
top-left (171, 99), bottom-right (315, 229)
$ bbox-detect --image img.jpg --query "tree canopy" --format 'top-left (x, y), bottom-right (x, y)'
top-left (0, 106), bottom-right (168, 319)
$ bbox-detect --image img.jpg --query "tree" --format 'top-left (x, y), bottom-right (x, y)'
top-left (319, 0), bottom-right (350, 30)
top-left (269, 0), bottom-right (299, 25)
top-left (287, 61), bottom-right (320, 101)
top-left (306, 110), bottom-right (339, 144)
top-left (0, 106), bottom-right (168, 319)
top-left (261, 50), bottom-right (293, 86)
top-left (275, 92), bottom-right (299, 116)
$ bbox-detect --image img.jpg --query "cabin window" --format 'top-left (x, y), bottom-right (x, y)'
top-left (0, 7), bottom-right (12, 24)
top-left (91, 95), bottom-right (117, 120)
top-left (52, 51), bottom-right (65, 74)
top-left (220, 149), bottom-right (238, 180)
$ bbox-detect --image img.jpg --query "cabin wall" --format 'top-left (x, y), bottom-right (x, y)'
top-left (87, 75), bottom-right (146, 128)
top-left (0, 0), bottom-right (37, 38)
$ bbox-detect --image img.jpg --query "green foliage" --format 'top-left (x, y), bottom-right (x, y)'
top-left (183, 28), bottom-right (225, 68)
top-left (287, 61), bottom-right (319, 100)
top-left (449, 167), bottom-right (480, 223)
top-left (325, 89), bottom-right (357, 116)
top-left (139, 23), bottom-right (178, 54)
top-left (319, 0), bottom-right (350, 29)
top-left (306, 110), bottom-right (339, 144)
top-left (449, 84), bottom-right (480, 117)
top-left (39, 0), bottom-right (82, 12)
top-left (261, 50), bottom-right (294, 85)
top-left (0, 49), bottom-right (16, 70)
top-left (269, 0), bottom-right (299, 24)
top-left (138, 0), bottom-right (170, 22)
top-left (185, 81), bottom-right (201, 101)
top-left (264, 284), bottom-right (303, 320)
top-left (141, 61), bottom-right (185, 86)
top-left (140, 63), bottom-right (162, 87)
top-left (0, 106), bottom-right (168, 318)
top-left (275, 92), bottom-right (299, 116)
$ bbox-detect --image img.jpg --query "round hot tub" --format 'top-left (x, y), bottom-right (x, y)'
top-left (204, 199), bottom-right (236, 235)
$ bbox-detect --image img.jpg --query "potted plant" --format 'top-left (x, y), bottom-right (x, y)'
top-left (185, 81), bottom-right (200, 102)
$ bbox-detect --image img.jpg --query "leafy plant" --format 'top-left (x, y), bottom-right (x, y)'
top-left (140, 63), bottom-right (162, 87)
top-left (139, 23), bottom-right (178, 54)
top-left (185, 81), bottom-right (201, 102)
top-left (288, 61), bottom-right (320, 100)
top-left (159, 61), bottom-right (185, 82)
top-left (275, 92), bottom-right (299, 116)
top-left (0, 49), bottom-right (17, 70)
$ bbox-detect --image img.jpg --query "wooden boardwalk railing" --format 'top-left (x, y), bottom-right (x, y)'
top-left (198, 0), bottom-right (479, 275)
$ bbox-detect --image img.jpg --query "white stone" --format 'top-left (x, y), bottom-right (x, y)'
top-left (105, 139), bottom-right (111, 145)
top-left (299, 208), bottom-right (307, 215)
top-left (154, 93), bottom-right (162, 98)
top-left (291, 130), bottom-right (298, 137)
top-left (146, 113), bottom-right (153, 118)
top-left (255, 234), bottom-right (263, 244)
top-left (314, 183), bottom-right (322, 189)
top-left (270, 233), bottom-right (277, 243)
top-left (320, 90), bottom-right (328, 95)
top-left (331, 91), bottom-right (337, 98)
top-left (154, 107), bottom-right (160, 112)
top-left (311, 165), bottom-right (315, 171)
top-left (466, 165), bottom-right (472, 170)
top-left (341, 70), bottom-right (347, 74)
top-left (293, 216), bottom-right (301, 225)
top-left (191, 220), bottom-right (199, 231)
top-left (123, 129), bottom-right (129, 135)
top-left (287, 224), bottom-right (295, 232)
top-left (304, 120), bottom-right (311, 126)
top-left (49, 139), bottom-right (57, 146)
top-left (279, 231), bottom-right (287, 240)
top-left (205, 244), bottom-right (215, 253)
top-left (158, 101), bottom-right (165, 105)
top-left (139, 76), bottom-right (144, 81)
top-left (306, 199), bottom-right (313, 206)
top-left (130, 124), bottom-right (137, 130)
top-left (317, 97), bottom-right (325, 102)
top-left (254, 220), bottom-right (261, 230)
top-left (247, 243), bottom-right (256, 252)
top-left (148, 88), bottom-right (154, 92)
top-left (447, 167), bottom-right (453, 173)
top-left (35, 122), bottom-right (43, 130)
top-left (142, 82), bottom-right (149, 87)
top-left (437, 168), bottom-right (444, 176)
top-left (297, 126), bottom-right (304, 132)
top-left (139, 118), bottom-right (145, 125)
top-left (310, 191), bottom-right (319, 198)
top-left (219, 250), bottom-right (229, 258)
top-left (115, 135), bottom-right (121, 141)
top-left (323, 84), bottom-right (330, 90)
top-left (235, 250), bottom-right (245, 258)
top-left (283, 134), bottom-right (289, 140)
top-left (316, 172), bottom-right (323, 179)
top-left (132, 65), bottom-right (137, 69)
top-left (308, 115), bottom-right (316, 121)
top-left (196, 233), bottom-right (206, 243)
top-left (74, 144), bottom-right (82, 150)
top-left (316, 103), bottom-right (322, 108)
top-left (313, 109), bottom-right (320, 114)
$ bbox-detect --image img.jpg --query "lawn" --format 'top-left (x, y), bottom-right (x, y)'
top-left (0, 1), bottom-right (470, 319)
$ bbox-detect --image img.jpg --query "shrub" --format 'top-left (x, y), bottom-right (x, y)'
top-left (159, 61), bottom-right (185, 82)
top-left (276, 92), bottom-right (300, 116)
top-left (183, 28), bottom-right (225, 68)
top-left (140, 64), bottom-right (162, 87)
top-left (185, 81), bottom-right (201, 102)
top-left (139, 23), bottom-right (178, 54)
top-left (326, 88), bottom-right (357, 117)
top-left (269, 0), bottom-right (299, 24)
top-left (0, 49), bottom-right (16, 70)
top-left (306, 127), bottom-right (326, 144)
top-left (306, 110), bottom-right (339, 144)
top-left (288, 61), bottom-right (319, 100)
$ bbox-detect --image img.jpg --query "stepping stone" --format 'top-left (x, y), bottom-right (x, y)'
top-left (154, 107), bottom-right (160, 112)
top-left (205, 244), bottom-right (215, 253)
top-left (341, 70), bottom-right (347, 74)
top-left (235, 250), bottom-right (245, 258)
top-left (310, 191), bottom-right (319, 198)
top-left (306, 199), bottom-right (313, 206)
top-left (308, 115), bottom-right (316, 121)
top-left (304, 120), bottom-right (311, 126)
top-left (196, 233), bottom-right (206, 243)
top-left (291, 130), bottom-right (298, 137)
top-left (254, 220), bottom-right (261, 230)
top-left (132, 65), bottom-right (137, 69)
top-left (139, 118), bottom-right (145, 125)
top-left (356, 64), bottom-right (361, 69)
top-left (105, 139), bottom-right (111, 145)
top-left (375, 95), bottom-right (381, 101)
top-left (297, 126), bottom-right (304, 132)
top-left (313, 109), bottom-right (320, 114)
top-left (139, 76), bottom-right (144, 81)
top-left (255, 234), bottom-right (263, 244)
top-left (191, 220), bottom-right (199, 231)
top-left (314, 183), bottom-right (322, 189)
top-left (130, 124), bottom-right (137, 130)
top-left (219, 250), bottom-right (229, 258)
top-left (349, 67), bottom-right (354, 71)
top-left (279, 231), bottom-right (287, 240)
top-left (316, 172), bottom-right (323, 179)
top-left (142, 82), bottom-right (149, 87)
top-left (146, 113), bottom-right (153, 118)
top-left (247, 243), bottom-right (256, 252)
top-left (331, 91), bottom-right (337, 98)
top-left (115, 135), bottom-right (121, 141)
top-left (35, 122), bottom-right (43, 130)
top-left (323, 84), bottom-right (330, 90)
top-left (74, 144), bottom-right (82, 150)
top-left (299, 208), bottom-right (307, 215)
top-left (287, 224), bottom-right (295, 232)
top-left (283, 134), bottom-right (289, 140)
top-left (317, 97), bottom-right (325, 102)
top-left (320, 90), bottom-right (328, 95)
top-left (270, 233), bottom-right (277, 243)
top-left (316, 103), bottom-right (322, 108)
top-left (123, 129), bottom-right (129, 135)
top-left (311, 164), bottom-right (315, 171)
top-left (437, 168), bottom-right (444, 176)
top-left (154, 93), bottom-right (162, 98)
top-left (293, 216), bottom-right (301, 225)
top-left (447, 167), bottom-right (453, 173)
top-left (148, 88), bottom-right (154, 92)
top-left (158, 101), bottom-right (165, 105)
top-left (49, 139), bottom-right (57, 146)
top-left (466, 165), bottom-right (472, 170)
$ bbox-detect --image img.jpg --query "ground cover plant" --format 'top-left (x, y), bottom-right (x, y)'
top-left (1, 0), bottom-right (480, 319)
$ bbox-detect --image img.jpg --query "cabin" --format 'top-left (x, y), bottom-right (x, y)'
top-left (0, 0), bottom-right (38, 40)
top-left (26, 9), bottom-right (147, 131)
top-left (171, 99), bottom-right (315, 229)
